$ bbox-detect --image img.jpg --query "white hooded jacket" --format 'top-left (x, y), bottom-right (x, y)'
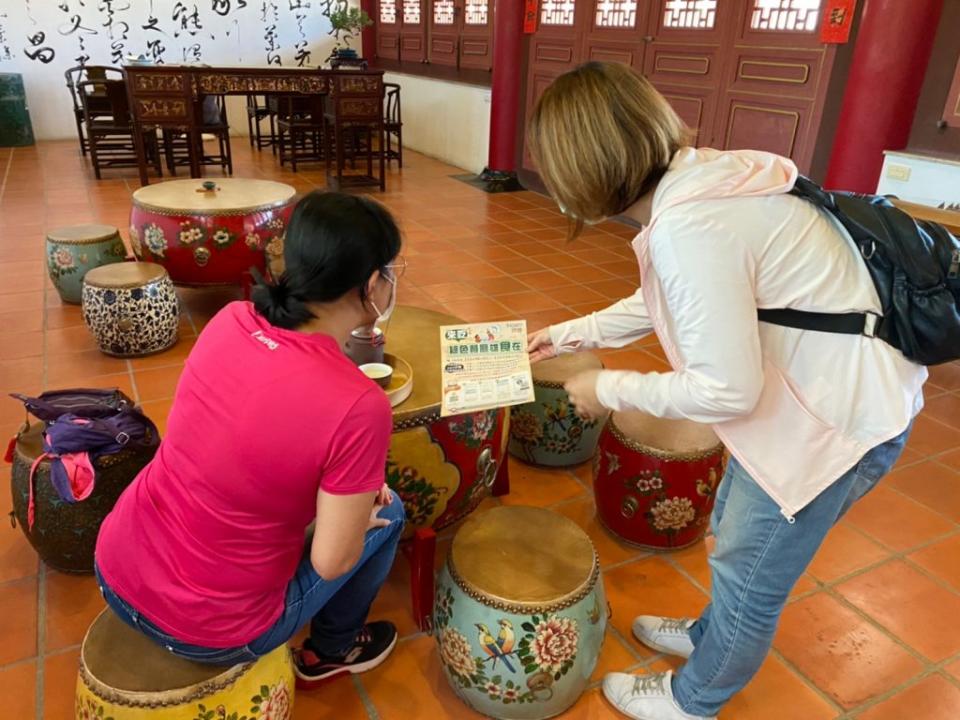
top-left (549, 147), bottom-right (927, 518)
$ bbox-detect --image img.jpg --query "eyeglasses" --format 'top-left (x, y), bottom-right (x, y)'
top-left (384, 256), bottom-right (407, 280)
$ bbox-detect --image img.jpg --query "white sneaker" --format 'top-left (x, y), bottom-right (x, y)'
top-left (632, 616), bottom-right (696, 659)
top-left (602, 670), bottom-right (716, 720)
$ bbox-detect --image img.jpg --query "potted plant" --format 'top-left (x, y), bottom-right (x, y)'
top-left (326, 0), bottom-right (373, 63)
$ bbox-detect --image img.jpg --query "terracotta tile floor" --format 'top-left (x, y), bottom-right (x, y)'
top-left (1, 140), bottom-right (959, 719)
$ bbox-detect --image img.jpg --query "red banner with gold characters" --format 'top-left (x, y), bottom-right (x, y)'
top-left (820, 0), bottom-right (857, 44)
top-left (523, 0), bottom-right (539, 34)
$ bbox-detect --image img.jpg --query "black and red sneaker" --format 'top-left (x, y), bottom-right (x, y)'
top-left (293, 621), bottom-right (398, 688)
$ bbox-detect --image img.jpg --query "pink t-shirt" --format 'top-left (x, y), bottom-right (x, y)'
top-left (96, 302), bottom-right (391, 647)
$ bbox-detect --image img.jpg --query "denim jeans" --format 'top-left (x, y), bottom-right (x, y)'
top-left (96, 496), bottom-right (405, 665)
top-left (672, 426), bottom-right (911, 717)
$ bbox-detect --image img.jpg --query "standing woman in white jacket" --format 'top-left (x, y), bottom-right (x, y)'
top-left (526, 62), bottom-right (927, 720)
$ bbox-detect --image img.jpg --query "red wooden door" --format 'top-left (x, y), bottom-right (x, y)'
top-left (522, 0), bottom-right (591, 172)
top-left (429, 0), bottom-right (459, 66)
top-left (643, 0), bottom-right (732, 146)
top-left (460, 0), bottom-right (494, 70)
top-left (400, 0), bottom-right (427, 62)
top-left (714, 0), bottom-right (837, 171)
top-left (376, 0), bottom-right (401, 61)
top-left (582, 0), bottom-right (652, 71)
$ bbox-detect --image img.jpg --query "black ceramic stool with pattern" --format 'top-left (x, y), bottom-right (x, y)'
top-left (10, 420), bottom-right (159, 573)
top-left (82, 262), bottom-right (179, 358)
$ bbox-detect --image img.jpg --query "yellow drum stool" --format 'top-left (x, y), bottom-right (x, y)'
top-left (76, 610), bottom-right (295, 720)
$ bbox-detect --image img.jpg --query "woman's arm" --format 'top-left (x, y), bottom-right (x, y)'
top-left (308, 388), bottom-right (394, 580)
top-left (548, 288), bottom-right (655, 353)
top-left (594, 219), bottom-right (763, 423)
top-left (311, 489), bottom-right (386, 579)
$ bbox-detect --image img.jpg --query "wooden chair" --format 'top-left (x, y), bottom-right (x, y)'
top-left (65, 66), bottom-right (120, 156)
top-left (78, 79), bottom-right (162, 179)
top-left (384, 82), bottom-right (403, 168)
top-left (161, 95), bottom-right (233, 175)
top-left (277, 95), bottom-right (327, 172)
top-left (245, 94), bottom-right (276, 151)
top-left (324, 74), bottom-right (386, 191)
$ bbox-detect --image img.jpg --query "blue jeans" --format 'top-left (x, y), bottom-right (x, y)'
top-left (672, 426), bottom-right (910, 716)
top-left (96, 497), bottom-right (405, 665)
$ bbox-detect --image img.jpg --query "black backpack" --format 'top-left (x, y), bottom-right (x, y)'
top-left (757, 176), bottom-right (960, 366)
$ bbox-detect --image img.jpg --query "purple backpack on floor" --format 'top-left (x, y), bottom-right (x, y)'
top-left (8, 390), bottom-right (158, 529)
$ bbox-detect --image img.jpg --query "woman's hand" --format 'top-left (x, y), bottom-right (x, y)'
top-left (564, 369), bottom-right (606, 421)
top-left (528, 328), bottom-right (558, 363)
top-left (376, 483), bottom-right (393, 506)
top-left (368, 498), bottom-right (392, 531)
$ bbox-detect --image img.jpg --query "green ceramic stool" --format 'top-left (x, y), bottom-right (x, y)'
top-left (508, 352), bottom-right (607, 467)
top-left (0, 73), bottom-right (35, 147)
top-left (46, 224), bottom-right (127, 304)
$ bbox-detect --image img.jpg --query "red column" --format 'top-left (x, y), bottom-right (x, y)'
top-left (824, 0), bottom-right (943, 192)
top-left (361, 0), bottom-right (376, 61)
top-left (486, 0), bottom-right (526, 173)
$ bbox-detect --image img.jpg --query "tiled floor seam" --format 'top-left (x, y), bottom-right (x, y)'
top-left (766, 648), bottom-right (846, 716)
top-left (351, 672), bottom-right (381, 720)
top-left (35, 564), bottom-right (47, 720)
top-left (824, 585), bottom-right (935, 668)
top-left (835, 666), bottom-right (957, 719)
top-left (0, 146), bottom-right (13, 198)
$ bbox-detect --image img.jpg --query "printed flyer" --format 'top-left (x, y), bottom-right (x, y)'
top-left (440, 321), bottom-right (535, 417)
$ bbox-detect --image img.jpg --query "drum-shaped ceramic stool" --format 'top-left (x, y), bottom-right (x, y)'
top-left (435, 505), bottom-right (606, 719)
top-left (10, 420), bottom-right (159, 573)
top-left (594, 412), bottom-right (725, 550)
top-left (46, 224), bottom-right (126, 304)
top-left (77, 610), bottom-right (295, 719)
top-left (129, 178), bottom-right (296, 287)
top-left (82, 263), bottom-right (179, 358)
top-left (509, 352), bottom-right (606, 467)
top-left (387, 307), bottom-right (508, 538)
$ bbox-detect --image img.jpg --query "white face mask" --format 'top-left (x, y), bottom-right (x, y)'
top-left (370, 272), bottom-right (397, 325)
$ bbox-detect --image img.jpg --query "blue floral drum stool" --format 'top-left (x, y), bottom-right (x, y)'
top-left (508, 352), bottom-right (607, 467)
top-left (46, 224), bottom-right (127, 304)
top-left (82, 262), bottom-right (179, 358)
top-left (435, 505), bottom-right (606, 719)
top-left (77, 609), bottom-right (294, 719)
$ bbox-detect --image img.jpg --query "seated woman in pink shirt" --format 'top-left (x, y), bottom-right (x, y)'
top-left (95, 191), bottom-right (407, 685)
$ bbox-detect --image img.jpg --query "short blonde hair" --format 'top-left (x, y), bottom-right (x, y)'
top-left (528, 62), bottom-right (689, 231)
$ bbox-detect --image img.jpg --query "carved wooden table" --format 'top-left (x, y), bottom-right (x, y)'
top-left (123, 65), bottom-right (385, 189)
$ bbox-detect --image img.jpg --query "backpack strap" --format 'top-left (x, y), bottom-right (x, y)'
top-left (757, 308), bottom-right (882, 337)
top-left (758, 177), bottom-right (885, 338)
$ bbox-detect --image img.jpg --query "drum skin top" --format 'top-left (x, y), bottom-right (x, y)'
top-left (84, 262), bottom-right (168, 289)
top-left (47, 223), bottom-right (119, 244)
top-left (451, 506), bottom-right (596, 606)
top-left (532, 352), bottom-right (602, 384)
top-left (612, 411), bottom-right (721, 454)
top-left (82, 610), bottom-right (229, 692)
top-left (132, 179), bottom-right (296, 215)
top-left (388, 305), bottom-right (462, 425)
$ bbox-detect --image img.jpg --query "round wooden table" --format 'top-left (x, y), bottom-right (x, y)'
top-left (129, 178), bottom-right (296, 288)
top-left (386, 306), bottom-right (511, 630)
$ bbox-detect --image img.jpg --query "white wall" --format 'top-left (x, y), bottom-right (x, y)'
top-left (383, 71), bottom-right (491, 174)
top-left (0, 2), bottom-right (493, 173)
top-left (0, 0), bottom-right (340, 140)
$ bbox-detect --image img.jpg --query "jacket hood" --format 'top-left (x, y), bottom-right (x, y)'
top-left (652, 147), bottom-right (799, 219)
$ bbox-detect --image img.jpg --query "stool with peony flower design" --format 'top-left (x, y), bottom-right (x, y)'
top-left (76, 609), bottom-right (295, 720)
top-left (435, 505), bottom-right (606, 719)
top-left (594, 412), bottom-right (726, 550)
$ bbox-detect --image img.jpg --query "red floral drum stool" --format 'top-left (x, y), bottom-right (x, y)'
top-left (129, 178), bottom-right (296, 289)
top-left (77, 609), bottom-right (294, 720)
top-left (594, 411), bottom-right (725, 550)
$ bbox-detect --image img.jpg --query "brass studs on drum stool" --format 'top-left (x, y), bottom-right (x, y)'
top-left (81, 262), bottom-right (179, 358)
